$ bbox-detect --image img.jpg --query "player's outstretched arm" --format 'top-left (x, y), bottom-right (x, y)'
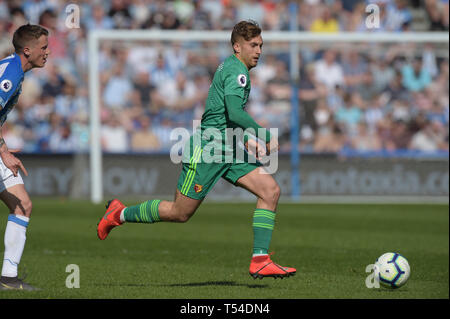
top-left (0, 128), bottom-right (28, 177)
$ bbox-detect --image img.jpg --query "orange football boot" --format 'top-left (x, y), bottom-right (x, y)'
top-left (249, 253), bottom-right (296, 279)
top-left (97, 199), bottom-right (125, 240)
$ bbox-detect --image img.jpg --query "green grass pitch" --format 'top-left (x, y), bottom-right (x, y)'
top-left (0, 199), bottom-right (448, 299)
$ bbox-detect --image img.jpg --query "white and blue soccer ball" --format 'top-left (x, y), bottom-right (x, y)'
top-left (374, 252), bottom-right (410, 289)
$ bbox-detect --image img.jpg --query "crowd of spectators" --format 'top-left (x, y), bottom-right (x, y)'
top-left (0, 0), bottom-right (448, 155)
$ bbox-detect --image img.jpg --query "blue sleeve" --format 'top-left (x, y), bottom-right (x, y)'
top-left (0, 62), bottom-right (21, 108)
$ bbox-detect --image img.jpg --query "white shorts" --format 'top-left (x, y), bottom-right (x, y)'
top-left (0, 157), bottom-right (24, 193)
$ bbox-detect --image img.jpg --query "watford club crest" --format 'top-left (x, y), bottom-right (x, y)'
top-left (194, 184), bottom-right (203, 193)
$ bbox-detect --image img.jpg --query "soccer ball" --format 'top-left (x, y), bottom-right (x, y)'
top-left (374, 252), bottom-right (410, 289)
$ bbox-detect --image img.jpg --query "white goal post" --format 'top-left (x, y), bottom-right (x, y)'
top-left (88, 30), bottom-right (449, 204)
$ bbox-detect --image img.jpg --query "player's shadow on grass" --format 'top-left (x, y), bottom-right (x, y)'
top-left (97, 281), bottom-right (269, 289)
top-left (161, 281), bottom-right (269, 289)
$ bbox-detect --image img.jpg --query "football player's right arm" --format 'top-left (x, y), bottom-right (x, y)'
top-left (222, 66), bottom-right (279, 155)
top-left (224, 95), bottom-right (278, 155)
top-left (224, 95), bottom-right (271, 142)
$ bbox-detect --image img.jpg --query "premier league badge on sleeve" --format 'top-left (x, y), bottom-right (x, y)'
top-left (1, 79), bottom-right (12, 92)
top-left (237, 74), bottom-right (247, 87)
